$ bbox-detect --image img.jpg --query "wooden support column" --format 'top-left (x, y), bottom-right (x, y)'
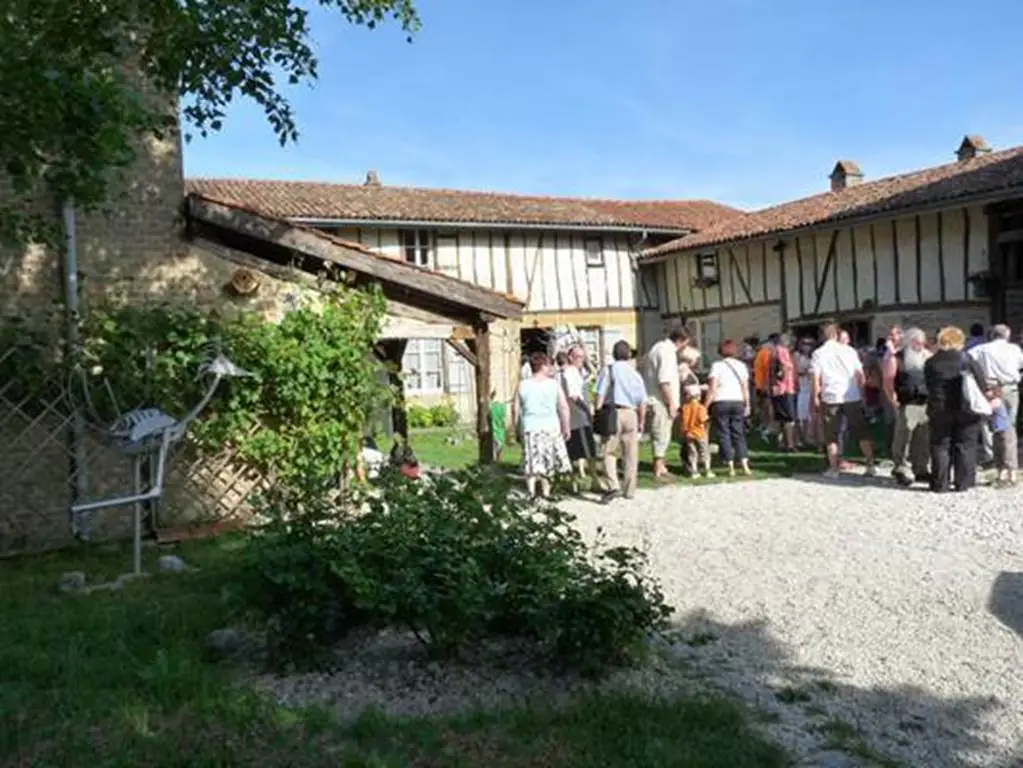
top-left (380, 339), bottom-right (409, 441)
top-left (475, 319), bottom-right (493, 464)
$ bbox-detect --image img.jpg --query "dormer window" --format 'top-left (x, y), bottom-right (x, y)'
top-left (584, 237), bottom-right (605, 268)
top-left (696, 251), bottom-right (719, 283)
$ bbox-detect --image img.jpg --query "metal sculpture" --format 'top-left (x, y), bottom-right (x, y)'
top-left (70, 349), bottom-right (251, 574)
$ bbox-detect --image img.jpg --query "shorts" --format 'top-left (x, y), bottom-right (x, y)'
top-left (648, 399), bottom-right (673, 459)
top-left (821, 401), bottom-right (869, 445)
top-left (771, 394), bottom-right (796, 424)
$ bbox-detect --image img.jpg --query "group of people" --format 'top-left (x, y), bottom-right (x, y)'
top-left (507, 319), bottom-right (1023, 501)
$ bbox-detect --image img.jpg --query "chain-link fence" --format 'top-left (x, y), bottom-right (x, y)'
top-left (0, 310), bottom-right (266, 555)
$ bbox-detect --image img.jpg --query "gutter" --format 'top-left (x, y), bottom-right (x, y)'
top-left (288, 216), bottom-right (691, 237)
top-left (638, 186), bottom-right (1023, 264)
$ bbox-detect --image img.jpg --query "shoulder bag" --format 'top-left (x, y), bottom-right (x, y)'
top-left (594, 365), bottom-right (618, 438)
top-left (559, 369), bottom-right (592, 430)
top-left (960, 355), bottom-right (992, 416)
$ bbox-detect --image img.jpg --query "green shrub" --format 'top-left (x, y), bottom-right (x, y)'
top-left (235, 466), bottom-right (673, 674)
top-left (406, 399), bottom-right (459, 428)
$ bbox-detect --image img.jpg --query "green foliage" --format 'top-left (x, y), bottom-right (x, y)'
top-left (406, 399), bottom-right (460, 428)
top-left (0, 0), bottom-right (420, 245)
top-left (4, 279), bottom-right (391, 486)
top-left (235, 467), bottom-right (674, 674)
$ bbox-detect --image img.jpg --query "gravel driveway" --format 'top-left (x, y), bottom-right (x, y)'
top-left (564, 474), bottom-right (1023, 767)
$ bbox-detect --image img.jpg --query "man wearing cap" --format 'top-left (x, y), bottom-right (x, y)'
top-left (597, 340), bottom-right (648, 501)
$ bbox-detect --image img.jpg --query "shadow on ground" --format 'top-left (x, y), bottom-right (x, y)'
top-left (989, 572), bottom-right (1023, 640)
top-left (666, 610), bottom-right (1020, 768)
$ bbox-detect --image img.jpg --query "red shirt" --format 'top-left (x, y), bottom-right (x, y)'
top-left (771, 345), bottom-right (797, 396)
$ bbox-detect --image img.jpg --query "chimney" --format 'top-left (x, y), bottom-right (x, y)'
top-left (956, 135), bottom-right (991, 162)
top-left (364, 170), bottom-right (381, 187)
top-left (829, 160), bottom-right (863, 192)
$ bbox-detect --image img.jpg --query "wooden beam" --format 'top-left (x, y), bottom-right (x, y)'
top-left (191, 235), bottom-right (457, 327)
top-left (446, 338), bottom-right (477, 367)
top-left (812, 230), bottom-right (840, 316)
top-left (728, 247), bottom-right (753, 303)
top-left (475, 321), bottom-right (493, 464)
top-left (188, 195), bottom-right (524, 321)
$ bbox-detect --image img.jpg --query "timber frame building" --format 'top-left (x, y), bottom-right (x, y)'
top-left (639, 136), bottom-right (1023, 353)
top-left (189, 134), bottom-right (1023, 418)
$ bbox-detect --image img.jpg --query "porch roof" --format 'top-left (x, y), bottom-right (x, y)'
top-left (185, 193), bottom-right (524, 326)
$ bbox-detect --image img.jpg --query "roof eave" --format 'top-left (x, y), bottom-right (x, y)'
top-left (288, 216), bottom-right (693, 236)
top-left (639, 185), bottom-right (1023, 264)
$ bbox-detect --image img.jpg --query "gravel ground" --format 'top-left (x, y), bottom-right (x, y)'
top-left (566, 472), bottom-right (1023, 768)
top-left (249, 471), bottom-right (1023, 767)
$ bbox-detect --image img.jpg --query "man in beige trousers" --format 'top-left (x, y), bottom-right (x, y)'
top-left (642, 327), bottom-right (689, 480)
top-left (596, 340), bottom-right (648, 502)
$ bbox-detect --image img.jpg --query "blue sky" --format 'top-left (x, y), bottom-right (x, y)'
top-left (183, 0), bottom-right (1023, 210)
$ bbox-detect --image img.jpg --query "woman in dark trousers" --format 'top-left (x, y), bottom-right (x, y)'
top-left (924, 325), bottom-right (987, 492)
top-left (705, 339), bottom-right (752, 476)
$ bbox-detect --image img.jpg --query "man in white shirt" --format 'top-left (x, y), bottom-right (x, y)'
top-left (969, 323), bottom-right (1023, 465)
top-left (643, 327), bottom-right (689, 480)
top-left (969, 324), bottom-right (1023, 424)
top-left (811, 322), bottom-right (876, 478)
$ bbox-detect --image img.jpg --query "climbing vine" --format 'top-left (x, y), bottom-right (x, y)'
top-left (2, 279), bottom-right (392, 485)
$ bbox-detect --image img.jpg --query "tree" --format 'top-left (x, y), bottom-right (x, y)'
top-left (0, 0), bottom-right (420, 244)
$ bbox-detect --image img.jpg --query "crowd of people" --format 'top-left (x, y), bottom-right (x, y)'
top-left (505, 320), bottom-right (1023, 501)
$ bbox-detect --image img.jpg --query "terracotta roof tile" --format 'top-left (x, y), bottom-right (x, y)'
top-left (185, 178), bottom-right (744, 232)
top-left (643, 144), bottom-right (1023, 259)
top-left (186, 192), bottom-right (525, 309)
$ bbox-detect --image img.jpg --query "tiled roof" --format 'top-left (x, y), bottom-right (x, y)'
top-left (185, 178), bottom-right (744, 232)
top-left (186, 192), bottom-right (525, 317)
top-left (643, 144), bottom-right (1023, 259)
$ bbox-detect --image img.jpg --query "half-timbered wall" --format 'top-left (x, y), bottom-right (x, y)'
top-left (646, 203), bottom-right (993, 353)
top-left (334, 227), bottom-right (640, 313)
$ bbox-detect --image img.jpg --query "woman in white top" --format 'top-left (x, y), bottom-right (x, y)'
top-left (512, 350), bottom-right (572, 499)
top-left (705, 339), bottom-right (752, 476)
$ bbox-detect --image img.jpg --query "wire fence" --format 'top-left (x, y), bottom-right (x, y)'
top-left (0, 310), bottom-right (265, 556)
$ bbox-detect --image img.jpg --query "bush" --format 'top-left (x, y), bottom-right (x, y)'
top-left (234, 467), bottom-right (674, 674)
top-left (406, 399), bottom-right (460, 428)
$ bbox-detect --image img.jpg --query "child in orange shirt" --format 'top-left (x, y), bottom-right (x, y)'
top-left (680, 385), bottom-right (714, 478)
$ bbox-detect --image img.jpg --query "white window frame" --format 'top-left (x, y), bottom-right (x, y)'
top-left (695, 251), bottom-right (719, 282)
top-left (583, 237), bottom-right (605, 268)
top-left (445, 345), bottom-right (472, 394)
top-left (577, 326), bottom-right (601, 366)
top-left (402, 338), bottom-right (444, 394)
top-left (399, 229), bottom-right (433, 268)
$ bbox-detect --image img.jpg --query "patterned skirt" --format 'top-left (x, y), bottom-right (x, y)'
top-left (521, 429), bottom-right (572, 477)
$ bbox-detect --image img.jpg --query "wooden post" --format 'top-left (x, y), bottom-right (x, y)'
top-left (475, 320), bottom-right (493, 464)
top-left (385, 340), bottom-right (409, 440)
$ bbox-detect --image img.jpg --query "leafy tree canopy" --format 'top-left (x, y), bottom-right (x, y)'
top-left (0, 0), bottom-right (419, 244)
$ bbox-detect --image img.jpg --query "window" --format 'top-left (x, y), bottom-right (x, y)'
top-left (446, 348), bottom-right (472, 394)
top-left (399, 229), bottom-right (432, 267)
top-left (583, 237), bottom-right (605, 268)
top-left (695, 251), bottom-right (719, 282)
top-left (578, 327), bottom-right (601, 364)
top-left (601, 328), bottom-right (625, 364)
top-left (699, 317), bottom-right (722, 362)
top-left (402, 338), bottom-right (443, 393)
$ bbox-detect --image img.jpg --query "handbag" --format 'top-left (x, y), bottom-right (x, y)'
top-left (559, 369), bottom-right (592, 430)
top-left (594, 365), bottom-right (618, 438)
top-left (961, 356), bottom-right (992, 416)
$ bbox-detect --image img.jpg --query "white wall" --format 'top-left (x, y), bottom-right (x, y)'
top-left (647, 203), bottom-right (990, 330)
top-left (337, 226), bottom-right (640, 313)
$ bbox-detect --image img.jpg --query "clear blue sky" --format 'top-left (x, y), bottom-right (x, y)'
top-left (183, 0), bottom-right (1023, 210)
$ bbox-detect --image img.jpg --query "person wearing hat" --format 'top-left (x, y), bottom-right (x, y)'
top-left (595, 340), bottom-right (647, 502)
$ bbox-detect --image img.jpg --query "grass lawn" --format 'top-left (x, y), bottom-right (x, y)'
top-left (0, 538), bottom-right (788, 767)
top-left (409, 427), bottom-right (834, 486)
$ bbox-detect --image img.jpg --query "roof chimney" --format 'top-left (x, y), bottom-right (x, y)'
top-left (829, 160), bottom-right (863, 192)
top-left (956, 135), bottom-right (991, 162)
top-left (364, 170), bottom-right (381, 187)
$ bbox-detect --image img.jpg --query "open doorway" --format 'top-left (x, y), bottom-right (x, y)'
top-left (520, 327), bottom-right (551, 359)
